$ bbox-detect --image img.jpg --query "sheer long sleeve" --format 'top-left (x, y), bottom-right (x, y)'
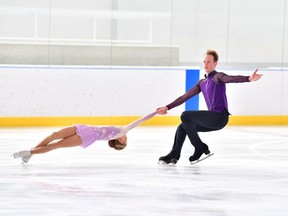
top-left (214, 72), bottom-right (250, 83)
top-left (166, 80), bottom-right (202, 110)
top-left (112, 111), bottom-right (157, 139)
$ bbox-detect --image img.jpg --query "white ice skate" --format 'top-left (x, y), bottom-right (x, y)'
top-left (22, 155), bottom-right (32, 163)
top-left (12, 150), bottom-right (31, 159)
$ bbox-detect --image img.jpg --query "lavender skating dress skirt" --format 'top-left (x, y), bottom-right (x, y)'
top-left (74, 124), bottom-right (121, 148)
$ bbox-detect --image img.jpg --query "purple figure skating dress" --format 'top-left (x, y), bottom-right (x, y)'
top-left (74, 111), bottom-right (157, 148)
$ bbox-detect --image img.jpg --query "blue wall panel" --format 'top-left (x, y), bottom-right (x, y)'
top-left (185, 69), bottom-right (200, 111)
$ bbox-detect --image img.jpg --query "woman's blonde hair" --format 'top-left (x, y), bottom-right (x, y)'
top-left (108, 139), bottom-right (127, 150)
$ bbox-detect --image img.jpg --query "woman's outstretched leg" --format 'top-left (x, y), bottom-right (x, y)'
top-left (33, 126), bottom-right (78, 148)
top-left (13, 126), bottom-right (82, 163)
top-left (31, 134), bottom-right (82, 154)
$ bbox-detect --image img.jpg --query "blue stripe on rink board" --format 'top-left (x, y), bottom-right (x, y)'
top-left (185, 69), bottom-right (200, 111)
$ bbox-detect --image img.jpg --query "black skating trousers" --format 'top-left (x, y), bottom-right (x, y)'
top-left (169, 109), bottom-right (229, 159)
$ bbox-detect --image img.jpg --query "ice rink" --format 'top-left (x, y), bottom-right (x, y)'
top-left (1, 126), bottom-right (288, 216)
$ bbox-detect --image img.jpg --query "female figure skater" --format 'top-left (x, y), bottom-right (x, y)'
top-left (13, 112), bottom-right (157, 163)
top-left (157, 49), bottom-right (263, 165)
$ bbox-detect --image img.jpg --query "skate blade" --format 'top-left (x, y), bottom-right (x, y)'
top-left (190, 153), bottom-right (214, 165)
top-left (22, 155), bottom-right (32, 163)
top-left (158, 160), bottom-right (177, 166)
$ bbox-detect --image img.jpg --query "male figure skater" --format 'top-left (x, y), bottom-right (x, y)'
top-left (157, 49), bottom-right (263, 164)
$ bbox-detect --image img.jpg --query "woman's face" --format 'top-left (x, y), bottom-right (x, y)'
top-left (117, 135), bottom-right (127, 144)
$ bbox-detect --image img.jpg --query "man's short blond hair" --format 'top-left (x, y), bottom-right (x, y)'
top-left (206, 49), bottom-right (219, 62)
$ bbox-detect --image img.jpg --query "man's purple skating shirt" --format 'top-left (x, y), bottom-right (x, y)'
top-left (166, 70), bottom-right (250, 113)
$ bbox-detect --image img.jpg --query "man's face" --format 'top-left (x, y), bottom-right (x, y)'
top-left (203, 54), bottom-right (217, 73)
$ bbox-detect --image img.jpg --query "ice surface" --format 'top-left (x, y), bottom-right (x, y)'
top-left (1, 126), bottom-right (288, 216)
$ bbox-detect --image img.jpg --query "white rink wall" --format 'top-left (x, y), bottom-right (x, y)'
top-left (0, 66), bottom-right (287, 117)
top-left (0, 66), bottom-right (186, 117)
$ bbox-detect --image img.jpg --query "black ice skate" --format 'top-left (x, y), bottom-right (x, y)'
top-left (158, 154), bottom-right (178, 165)
top-left (189, 149), bottom-right (214, 165)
